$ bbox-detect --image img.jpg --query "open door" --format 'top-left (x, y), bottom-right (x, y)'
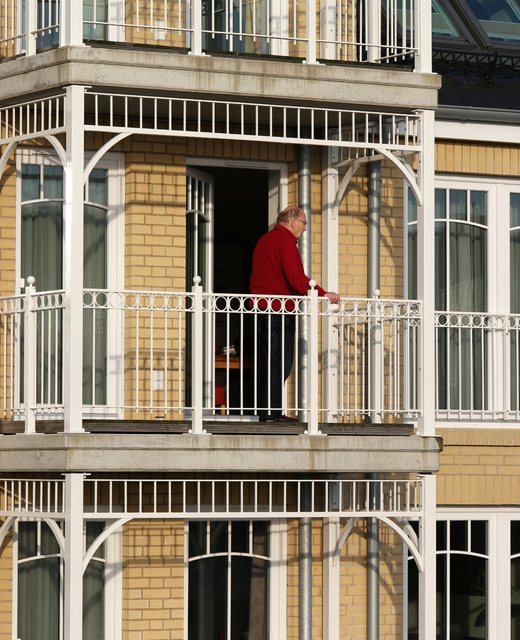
top-left (186, 168), bottom-right (215, 408)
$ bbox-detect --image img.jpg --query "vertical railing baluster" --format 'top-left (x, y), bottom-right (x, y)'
top-left (191, 276), bottom-right (204, 433)
top-left (307, 282), bottom-right (319, 433)
top-left (24, 276), bottom-right (36, 434)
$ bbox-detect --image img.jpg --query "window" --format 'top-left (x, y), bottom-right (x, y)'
top-left (406, 513), bottom-right (520, 640)
top-left (201, 0), bottom-right (285, 55)
top-left (14, 520), bottom-right (116, 640)
top-left (406, 179), bottom-right (520, 419)
top-left (465, 0), bottom-right (520, 43)
top-left (187, 520), bottom-right (284, 640)
top-left (18, 149), bottom-right (124, 414)
top-left (432, 0), bottom-right (464, 38)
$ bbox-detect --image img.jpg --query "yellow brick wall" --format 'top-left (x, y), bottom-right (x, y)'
top-left (437, 428), bottom-right (520, 506)
top-left (0, 530), bottom-right (12, 640)
top-left (339, 521), bottom-right (404, 639)
top-left (337, 161), bottom-right (405, 300)
top-left (123, 519), bottom-right (185, 640)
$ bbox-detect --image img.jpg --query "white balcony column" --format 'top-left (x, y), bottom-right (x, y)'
top-left (25, 0), bottom-right (37, 55)
top-left (306, 0), bottom-right (317, 64)
top-left (366, 0), bottom-right (381, 62)
top-left (415, 0), bottom-right (432, 73)
top-left (418, 473), bottom-right (436, 640)
top-left (60, 0), bottom-right (85, 46)
top-left (321, 147), bottom-right (339, 422)
top-left (63, 85), bottom-right (86, 433)
top-left (191, 277), bottom-right (204, 434)
top-left (23, 277), bottom-right (36, 433)
top-left (416, 110), bottom-right (435, 437)
top-left (191, 0), bottom-right (203, 55)
top-left (63, 473), bottom-right (84, 640)
top-left (307, 282), bottom-right (319, 434)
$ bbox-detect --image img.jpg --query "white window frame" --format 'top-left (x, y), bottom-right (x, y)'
top-left (12, 518), bottom-right (122, 640)
top-left (183, 518), bottom-right (287, 640)
top-left (15, 148), bottom-right (125, 419)
top-left (405, 175), bottom-right (520, 427)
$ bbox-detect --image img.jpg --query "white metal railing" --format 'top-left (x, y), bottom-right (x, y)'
top-left (0, 279), bottom-right (421, 433)
top-left (0, 279), bottom-right (65, 427)
top-left (82, 477), bottom-right (423, 518)
top-left (0, 94), bottom-right (67, 146)
top-left (0, 0), bottom-right (420, 67)
top-left (0, 476), bottom-right (423, 519)
top-left (435, 311), bottom-right (520, 421)
top-left (84, 91), bottom-right (421, 154)
top-left (0, 478), bottom-right (65, 516)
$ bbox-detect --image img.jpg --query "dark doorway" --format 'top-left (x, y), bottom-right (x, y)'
top-left (207, 167), bottom-right (268, 294)
top-left (201, 166), bottom-right (270, 414)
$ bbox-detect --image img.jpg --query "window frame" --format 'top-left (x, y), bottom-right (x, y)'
top-left (405, 509), bottom-right (520, 640)
top-left (12, 518), bottom-right (122, 640)
top-left (15, 147), bottom-right (125, 418)
top-left (183, 518), bottom-right (287, 640)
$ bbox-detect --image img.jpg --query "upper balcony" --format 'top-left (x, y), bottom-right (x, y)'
top-left (0, 0), bottom-right (437, 111)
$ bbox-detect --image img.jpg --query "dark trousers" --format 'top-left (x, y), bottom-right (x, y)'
top-left (257, 313), bottom-right (295, 419)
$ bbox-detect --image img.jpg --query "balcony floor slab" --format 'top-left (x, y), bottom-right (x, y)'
top-left (0, 431), bottom-right (441, 474)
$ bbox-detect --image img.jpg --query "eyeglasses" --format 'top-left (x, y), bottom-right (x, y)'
top-left (295, 218), bottom-right (307, 227)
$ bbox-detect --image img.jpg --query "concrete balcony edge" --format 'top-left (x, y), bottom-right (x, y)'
top-left (0, 433), bottom-right (442, 474)
top-left (0, 46), bottom-right (441, 111)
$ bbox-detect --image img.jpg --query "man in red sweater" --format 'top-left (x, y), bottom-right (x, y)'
top-left (250, 205), bottom-right (340, 422)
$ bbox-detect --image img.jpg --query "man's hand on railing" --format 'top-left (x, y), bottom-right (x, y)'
top-left (324, 291), bottom-right (340, 304)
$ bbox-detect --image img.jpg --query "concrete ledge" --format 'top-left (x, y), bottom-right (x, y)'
top-left (0, 433), bottom-right (442, 474)
top-left (0, 46), bottom-right (441, 110)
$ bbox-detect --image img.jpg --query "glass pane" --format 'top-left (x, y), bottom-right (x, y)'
top-left (512, 522), bottom-right (520, 640)
top-left (22, 201), bottom-right (63, 291)
top-left (432, 0), bottom-right (462, 37)
top-left (450, 554), bottom-right (487, 637)
top-left (88, 169), bottom-right (108, 207)
top-left (408, 223), bottom-right (417, 299)
top-left (449, 223), bottom-right (487, 312)
top-left (407, 557), bottom-right (419, 639)
top-left (470, 191), bottom-right (487, 226)
top-left (18, 522), bottom-right (38, 560)
top-left (232, 521), bottom-right (249, 553)
top-left (189, 522), bottom-right (206, 558)
top-left (450, 521), bottom-right (468, 552)
top-left (40, 522), bottom-right (60, 556)
top-left (435, 188), bottom-right (446, 219)
top-left (437, 521), bottom-right (447, 551)
top-left (253, 521), bottom-right (269, 556)
top-left (43, 165), bottom-right (63, 199)
top-left (449, 190), bottom-right (467, 220)
top-left (408, 190), bottom-right (418, 223)
top-left (511, 194), bottom-right (520, 229)
top-left (471, 521), bottom-right (487, 555)
top-left (512, 197), bottom-right (520, 313)
top-left (22, 165), bottom-right (41, 202)
top-left (210, 521), bottom-right (228, 554)
top-left (84, 0), bottom-right (108, 41)
top-left (466, 0), bottom-right (520, 42)
top-left (188, 557), bottom-right (227, 640)
top-left (83, 558), bottom-right (104, 640)
top-left (436, 554), bottom-right (447, 638)
top-left (435, 221), bottom-right (447, 311)
top-left (513, 521), bottom-right (520, 556)
top-left (18, 557), bottom-right (60, 640)
top-left (232, 556), bottom-right (268, 640)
